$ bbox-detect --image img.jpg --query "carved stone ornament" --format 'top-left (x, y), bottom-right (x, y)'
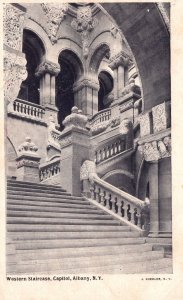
top-left (47, 115), bottom-right (61, 150)
top-left (138, 135), bottom-right (171, 162)
top-left (109, 51), bottom-right (133, 70)
top-left (71, 6), bottom-right (98, 58)
top-left (73, 78), bottom-right (99, 92)
top-left (119, 119), bottom-right (133, 135)
top-left (80, 160), bottom-right (96, 181)
top-left (18, 137), bottom-right (38, 155)
top-left (110, 24), bottom-right (120, 38)
top-left (139, 113), bottom-right (151, 137)
top-left (4, 50), bottom-right (27, 104)
top-left (60, 136), bottom-right (73, 148)
top-left (36, 60), bottom-right (60, 77)
top-left (120, 78), bottom-right (141, 98)
top-left (3, 4), bottom-right (26, 51)
top-left (62, 106), bottom-right (88, 130)
top-left (152, 102), bottom-right (170, 133)
top-left (17, 159), bottom-right (40, 169)
top-left (41, 3), bottom-right (69, 44)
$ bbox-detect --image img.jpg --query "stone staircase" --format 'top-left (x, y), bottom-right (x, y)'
top-left (6, 179), bottom-right (172, 274)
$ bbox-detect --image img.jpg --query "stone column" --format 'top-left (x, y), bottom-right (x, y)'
top-left (59, 107), bottom-right (91, 196)
top-left (3, 4), bottom-right (27, 106)
top-left (73, 77), bottom-right (100, 117)
top-left (16, 137), bottom-right (41, 183)
top-left (36, 60), bottom-right (60, 124)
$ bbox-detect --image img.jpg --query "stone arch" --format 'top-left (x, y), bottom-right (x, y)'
top-left (99, 3), bottom-right (170, 111)
top-left (56, 49), bottom-right (84, 129)
top-left (18, 29), bottom-right (46, 104)
top-left (89, 43), bottom-right (111, 74)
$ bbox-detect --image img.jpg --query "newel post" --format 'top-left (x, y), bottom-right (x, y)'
top-left (59, 107), bottom-right (91, 196)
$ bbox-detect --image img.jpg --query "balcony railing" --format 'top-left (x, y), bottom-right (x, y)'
top-left (39, 157), bottom-right (61, 182)
top-left (89, 108), bottom-right (111, 127)
top-left (95, 139), bottom-right (126, 164)
top-left (8, 98), bottom-right (45, 123)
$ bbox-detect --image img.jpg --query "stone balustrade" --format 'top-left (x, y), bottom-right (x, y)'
top-left (8, 98), bottom-right (45, 123)
top-left (39, 157), bottom-right (61, 182)
top-left (80, 161), bottom-right (149, 231)
top-left (95, 139), bottom-right (126, 164)
top-left (88, 108), bottom-right (111, 127)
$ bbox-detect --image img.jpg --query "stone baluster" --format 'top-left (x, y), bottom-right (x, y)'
top-left (95, 186), bottom-right (100, 203)
top-left (90, 184), bottom-right (95, 200)
top-left (110, 196), bottom-right (116, 213)
top-left (127, 204), bottom-right (131, 222)
top-left (100, 190), bottom-right (105, 206)
top-left (116, 198), bottom-right (122, 217)
top-left (105, 192), bottom-right (111, 209)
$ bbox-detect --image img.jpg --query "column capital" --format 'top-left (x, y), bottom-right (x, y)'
top-left (35, 60), bottom-right (60, 77)
top-left (109, 51), bottom-right (133, 70)
top-left (73, 77), bottom-right (100, 92)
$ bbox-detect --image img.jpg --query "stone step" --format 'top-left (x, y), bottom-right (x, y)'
top-left (7, 204), bottom-right (104, 215)
top-left (7, 192), bottom-right (85, 203)
top-left (7, 199), bottom-right (96, 210)
top-left (7, 224), bottom-right (128, 232)
top-left (7, 251), bottom-right (164, 274)
top-left (7, 216), bottom-right (120, 226)
top-left (11, 237), bottom-right (146, 250)
top-left (7, 187), bottom-right (71, 197)
top-left (7, 243), bottom-right (151, 262)
top-left (47, 258), bottom-right (172, 274)
top-left (7, 210), bottom-right (114, 220)
top-left (8, 230), bottom-right (138, 241)
top-left (7, 180), bottom-right (66, 191)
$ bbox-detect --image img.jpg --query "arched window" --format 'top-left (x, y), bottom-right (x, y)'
top-left (98, 71), bottom-right (113, 111)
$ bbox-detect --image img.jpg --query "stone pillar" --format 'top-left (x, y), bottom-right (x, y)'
top-left (73, 77), bottom-right (100, 117)
top-left (109, 50), bottom-right (133, 101)
top-left (35, 60), bottom-right (60, 124)
top-left (3, 4), bottom-right (27, 105)
top-left (59, 107), bottom-right (91, 196)
top-left (16, 137), bottom-right (41, 183)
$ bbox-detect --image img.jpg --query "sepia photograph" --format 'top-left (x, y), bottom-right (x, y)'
top-left (4, 2), bottom-right (172, 278)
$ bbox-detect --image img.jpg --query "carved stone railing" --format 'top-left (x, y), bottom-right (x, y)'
top-left (88, 108), bottom-right (111, 127)
top-left (8, 98), bottom-right (45, 123)
top-left (39, 157), bottom-right (61, 182)
top-left (80, 161), bottom-right (149, 232)
top-left (95, 138), bottom-right (126, 164)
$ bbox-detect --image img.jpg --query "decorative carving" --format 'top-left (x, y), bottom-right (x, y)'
top-left (60, 136), bottom-right (72, 148)
top-left (62, 106), bottom-right (88, 131)
top-left (119, 119), bottom-right (133, 135)
top-left (3, 4), bottom-right (26, 51)
top-left (152, 102), bottom-right (170, 133)
top-left (138, 135), bottom-right (171, 161)
top-left (4, 50), bottom-right (27, 104)
top-left (80, 160), bottom-right (96, 181)
top-left (109, 51), bottom-right (133, 70)
top-left (36, 60), bottom-right (60, 77)
top-left (110, 117), bottom-right (121, 128)
top-left (41, 3), bottom-right (69, 44)
top-left (18, 137), bottom-right (38, 154)
top-left (73, 78), bottom-right (99, 92)
top-left (119, 79), bottom-right (141, 98)
top-left (90, 121), bottom-right (110, 136)
top-left (17, 159), bottom-right (40, 169)
top-left (47, 116), bottom-right (61, 150)
top-left (140, 113), bottom-right (151, 137)
top-left (110, 24), bottom-right (120, 38)
top-left (119, 99), bottom-right (134, 113)
top-left (71, 6), bottom-right (98, 58)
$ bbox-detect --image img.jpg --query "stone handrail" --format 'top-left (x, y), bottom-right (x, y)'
top-left (95, 138), bottom-right (126, 164)
top-left (80, 160), bottom-right (149, 231)
top-left (8, 98), bottom-right (45, 122)
top-left (89, 108), bottom-right (111, 127)
top-left (90, 174), bottom-right (149, 230)
top-left (39, 157), bottom-right (61, 182)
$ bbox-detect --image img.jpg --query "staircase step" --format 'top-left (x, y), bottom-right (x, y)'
top-left (7, 204), bottom-right (104, 215)
top-left (7, 216), bottom-right (120, 226)
top-left (7, 199), bottom-right (96, 210)
top-left (7, 224), bottom-right (129, 232)
top-left (7, 187), bottom-right (71, 197)
top-left (8, 230), bottom-right (139, 241)
top-left (7, 243), bottom-right (152, 262)
top-left (7, 251), bottom-right (164, 274)
top-left (10, 237), bottom-right (146, 250)
top-left (7, 210), bottom-right (114, 220)
top-left (7, 180), bottom-right (66, 191)
top-left (7, 192), bottom-right (85, 203)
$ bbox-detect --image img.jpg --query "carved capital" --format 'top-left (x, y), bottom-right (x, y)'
top-left (36, 60), bottom-right (60, 77)
top-left (41, 3), bottom-right (69, 44)
top-left (73, 78), bottom-right (99, 92)
top-left (109, 51), bottom-right (133, 70)
top-left (18, 137), bottom-right (38, 155)
top-left (3, 4), bottom-right (26, 51)
top-left (80, 160), bottom-right (96, 181)
top-left (138, 135), bottom-right (171, 162)
top-left (4, 50), bottom-right (27, 104)
top-left (71, 6), bottom-right (98, 58)
top-left (152, 102), bottom-right (171, 133)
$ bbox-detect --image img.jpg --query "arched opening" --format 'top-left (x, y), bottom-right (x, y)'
top-left (89, 43), bottom-right (110, 74)
top-left (18, 29), bottom-right (45, 104)
top-left (98, 71), bottom-right (113, 111)
top-left (56, 50), bottom-right (83, 130)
